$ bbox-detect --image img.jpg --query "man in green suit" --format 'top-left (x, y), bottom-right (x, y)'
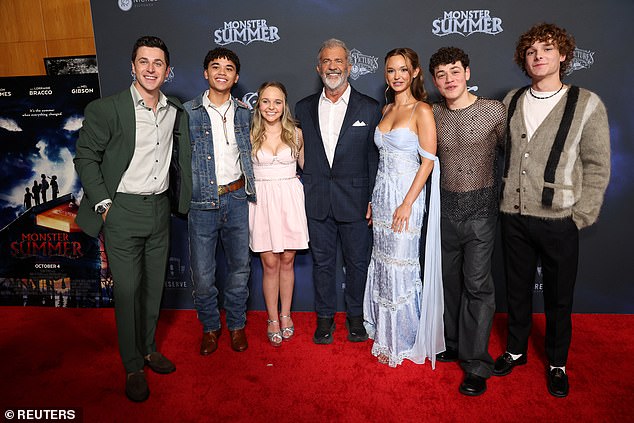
top-left (74, 36), bottom-right (192, 402)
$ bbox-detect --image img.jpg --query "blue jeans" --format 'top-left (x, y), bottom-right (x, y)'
top-left (189, 187), bottom-right (250, 332)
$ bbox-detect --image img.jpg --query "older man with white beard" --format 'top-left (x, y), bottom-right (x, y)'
top-left (295, 38), bottom-right (381, 345)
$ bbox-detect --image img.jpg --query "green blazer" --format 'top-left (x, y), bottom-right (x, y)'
top-left (74, 88), bottom-right (192, 238)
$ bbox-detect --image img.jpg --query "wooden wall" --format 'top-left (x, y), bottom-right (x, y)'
top-left (0, 0), bottom-right (95, 77)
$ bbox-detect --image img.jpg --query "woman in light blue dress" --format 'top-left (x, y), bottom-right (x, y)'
top-left (363, 48), bottom-right (444, 367)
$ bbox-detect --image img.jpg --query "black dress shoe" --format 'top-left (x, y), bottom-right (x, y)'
top-left (436, 348), bottom-right (458, 362)
top-left (313, 317), bottom-right (335, 344)
top-left (493, 352), bottom-right (527, 376)
top-left (547, 367), bottom-right (569, 398)
top-left (144, 351), bottom-right (176, 374)
top-left (125, 370), bottom-right (149, 402)
top-left (459, 373), bottom-right (487, 396)
top-left (345, 315), bottom-right (368, 342)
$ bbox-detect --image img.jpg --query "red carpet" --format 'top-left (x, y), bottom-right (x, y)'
top-left (0, 308), bottom-right (632, 422)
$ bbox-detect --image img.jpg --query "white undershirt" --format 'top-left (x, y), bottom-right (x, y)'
top-left (318, 85), bottom-right (351, 167)
top-left (203, 92), bottom-right (241, 185)
top-left (523, 86), bottom-right (568, 141)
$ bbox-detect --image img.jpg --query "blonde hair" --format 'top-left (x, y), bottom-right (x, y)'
top-left (251, 81), bottom-right (299, 159)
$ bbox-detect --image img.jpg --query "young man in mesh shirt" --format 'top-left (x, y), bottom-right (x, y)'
top-left (429, 47), bottom-right (506, 396)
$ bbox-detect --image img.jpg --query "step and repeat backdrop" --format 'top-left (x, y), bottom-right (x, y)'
top-left (9, 0), bottom-right (631, 312)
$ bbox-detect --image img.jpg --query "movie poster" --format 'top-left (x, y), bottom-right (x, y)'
top-left (0, 75), bottom-right (107, 307)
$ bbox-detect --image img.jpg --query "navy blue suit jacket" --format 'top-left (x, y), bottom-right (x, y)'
top-left (295, 86), bottom-right (380, 222)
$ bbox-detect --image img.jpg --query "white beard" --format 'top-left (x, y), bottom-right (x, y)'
top-left (322, 72), bottom-right (347, 91)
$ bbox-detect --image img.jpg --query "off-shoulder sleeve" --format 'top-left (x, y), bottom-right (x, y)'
top-left (410, 149), bottom-right (445, 368)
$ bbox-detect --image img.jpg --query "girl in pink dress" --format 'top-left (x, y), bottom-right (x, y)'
top-left (249, 81), bottom-right (308, 347)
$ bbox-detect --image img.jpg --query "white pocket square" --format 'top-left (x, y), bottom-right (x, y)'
top-left (352, 120), bottom-right (367, 127)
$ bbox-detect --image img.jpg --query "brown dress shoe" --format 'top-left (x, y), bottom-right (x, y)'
top-left (200, 329), bottom-right (221, 355)
top-left (125, 370), bottom-right (149, 402)
top-left (229, 328), bottom-right (248, 352)
top-left (144, 351), bottom-right (176, 374)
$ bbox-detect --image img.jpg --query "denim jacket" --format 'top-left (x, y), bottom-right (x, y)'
top-left (184, 93), bottom-right (256, 210)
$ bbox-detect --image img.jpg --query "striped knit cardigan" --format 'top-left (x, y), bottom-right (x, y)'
top-left (500, 86), bottom-right (610, 229)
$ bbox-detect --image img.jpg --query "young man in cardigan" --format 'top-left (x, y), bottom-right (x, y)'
top-left (494, 23), bottom-right (610, 397)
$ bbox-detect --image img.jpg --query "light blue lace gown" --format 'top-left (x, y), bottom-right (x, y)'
top-left (363, 122), bottom-right (445, 368)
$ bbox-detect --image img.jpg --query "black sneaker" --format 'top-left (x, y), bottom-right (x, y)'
top-left (346, 315), bottom-right (368, 342)
top-left (313, 317), bottom-right (335, 344)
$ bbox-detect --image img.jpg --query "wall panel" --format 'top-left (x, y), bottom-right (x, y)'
top-left (0, 41), bottom-right (47, 76)
top-left (46, 38), bottom-right (96, 58)
top-left (41, 0), bottom-right (94, 39)
top-left (0, 0), bottom-right (95, 77)
top-left (0, 0), bottom-right (45, 42)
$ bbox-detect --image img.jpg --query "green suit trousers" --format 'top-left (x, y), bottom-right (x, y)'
top-left (103, 192), bottom-right (171, 373)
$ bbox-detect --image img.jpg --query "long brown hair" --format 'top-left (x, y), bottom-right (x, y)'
top-left (384, 48), bottom-right (427, 104)
top-left (250, 81), bottom-right (299, 159)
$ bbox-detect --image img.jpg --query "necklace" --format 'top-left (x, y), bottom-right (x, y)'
top-left (208, 99), bottom-right (232, 145)
top-left (529, 84), bottom-right (564, 100)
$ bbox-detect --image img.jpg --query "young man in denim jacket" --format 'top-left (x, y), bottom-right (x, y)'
top-left (184, 48), bottom-right (256, 356)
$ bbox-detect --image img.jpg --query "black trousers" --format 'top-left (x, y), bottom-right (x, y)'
top-left (441, 216), bottom-right (497, 378)
top-left (500, 213), bottom-right (579, 367)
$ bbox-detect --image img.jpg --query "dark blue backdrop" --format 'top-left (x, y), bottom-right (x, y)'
top-left (88, 0), bottom-right (634, 313)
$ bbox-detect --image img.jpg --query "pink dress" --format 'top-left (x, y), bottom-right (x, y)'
top-left (249, 146), bottom-right (309, 253)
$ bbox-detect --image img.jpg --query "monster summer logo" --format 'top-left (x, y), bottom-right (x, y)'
top-left (214, 19), bottom-right (280, 46)
top-left (11, 232), bottom-right (83, 259)
top-left (432, 10), bottom-right (503, 37)
top-left (349, 49), bottom-right (379, 81)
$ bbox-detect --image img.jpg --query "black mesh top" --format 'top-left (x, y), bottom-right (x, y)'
top-left (432, 97), bottom-right (506, 221)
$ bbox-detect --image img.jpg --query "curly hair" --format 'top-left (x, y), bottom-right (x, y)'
top-left (428, 46), bottom-right (470, 75)
top-left (250, 81), bottom-right (299, 160)
top-left (384, 48), bottom-right (427, 104)
top-left (514, 23), bottom-right (576, 78)
top-left (203, 47), bottom-right (241, 74)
